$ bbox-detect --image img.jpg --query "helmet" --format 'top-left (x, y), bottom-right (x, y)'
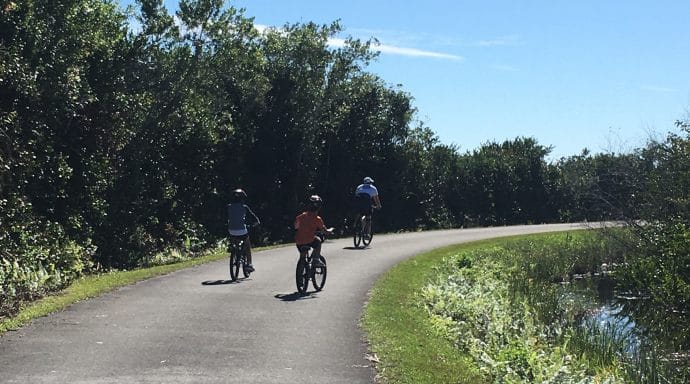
top-left (363, 177), bottom-right (374, 184)
top-left (308, 195), bottom-right (323, 210)
top-left (232, 188), bottom-right (247, 200)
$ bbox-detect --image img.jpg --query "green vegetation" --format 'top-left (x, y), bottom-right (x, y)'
top-left (364, 230), bottom-right (690, 383)
top-left (1, 0), bottom-right (689, 350)
top-left (362, 242), bottom-right (490, 384)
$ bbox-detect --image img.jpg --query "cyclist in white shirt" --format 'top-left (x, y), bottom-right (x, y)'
top-left (354, 177), bottom-right (381, 238)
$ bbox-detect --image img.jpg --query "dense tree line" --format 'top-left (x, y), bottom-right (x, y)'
top-left (1, 0), bottom-right (688, 319)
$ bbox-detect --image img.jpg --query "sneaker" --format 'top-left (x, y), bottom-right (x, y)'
top-left (245, 264), bottom-right (255, 273)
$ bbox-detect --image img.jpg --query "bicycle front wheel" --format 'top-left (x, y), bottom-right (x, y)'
top-left (229, 250), bottom-right (240, 281)
top-left (311, 256), bottom-right (327, 291)
top-left (362, 220), bottom-right (373, 246)
top-left (295, 258), bottom-right (309, 294)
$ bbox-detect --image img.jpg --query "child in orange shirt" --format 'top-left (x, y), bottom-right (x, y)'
top-left (294, 195), bottom-right (333, 265)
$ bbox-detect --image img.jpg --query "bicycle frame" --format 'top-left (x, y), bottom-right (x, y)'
top-left (353, 210), bottom-right (374, 248)
top-left (228, 238), bottom-right (250, 281)
top-left (295, 245), bottom-right (327, 294)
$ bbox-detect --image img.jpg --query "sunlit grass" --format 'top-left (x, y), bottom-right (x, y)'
top-left (362, 230), bottom-right (633, 383)
top-left (361, 240), bottom-right (501, 384)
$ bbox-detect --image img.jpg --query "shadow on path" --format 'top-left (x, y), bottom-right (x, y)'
top-left (274, 292), bottom-right (316, 302)
top-left (201, 279), bottom-right (243, 285)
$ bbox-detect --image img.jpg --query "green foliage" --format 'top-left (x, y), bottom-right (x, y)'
top-left (362, 243), bottom-right (487, 384)
top-left (420, 231), bottom-right (690, 383)
top-left (0, 195), bottom-right (93, 318)
top-left (553, 151), bottom-right (645, 222)
top-left (459, 137), bottom-right (556, 226)
top-left (3, 0), bottom-right (689, 332)
top-left (420, 233), bottom-right (630, 382)
top-left (421, 246), bottom-right (623, 382)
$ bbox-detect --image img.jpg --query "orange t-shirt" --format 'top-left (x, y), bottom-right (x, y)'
top-left (294, 211), bottom-right (326, 245)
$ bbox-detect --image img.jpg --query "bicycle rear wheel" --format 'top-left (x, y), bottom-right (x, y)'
top-left (242, 254), bottom-right (251, 278)
top-left (311, 256), bottom-right (327, 291)
top-left (362, 219), bottom-right (373, 246)
top-left (229, 250), bottom-right (240, 281)
top-left (295, 258), bottom-right (309, 294)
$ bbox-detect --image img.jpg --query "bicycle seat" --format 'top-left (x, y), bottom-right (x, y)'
top-left (298, 245), bottom-right (312, 252)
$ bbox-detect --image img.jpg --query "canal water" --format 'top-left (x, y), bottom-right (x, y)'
top-left (566, 276), bottom-right (690, 381)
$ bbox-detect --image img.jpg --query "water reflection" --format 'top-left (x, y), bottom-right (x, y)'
top-left (568, 277), bottom-right (690, 379)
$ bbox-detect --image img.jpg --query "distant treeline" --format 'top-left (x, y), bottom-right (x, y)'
top-left (1, 1), bottom-right (688, 318)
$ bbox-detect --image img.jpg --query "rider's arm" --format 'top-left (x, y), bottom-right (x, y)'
top-left (373, 195), bottom-right (382, 209)
top-left (316, 217), bottom-right (334, 234)
top-left (245, 205), bottom-right (260, 226)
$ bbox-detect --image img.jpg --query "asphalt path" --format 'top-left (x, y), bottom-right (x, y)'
top-left (0, 223), bottom-right (590, 383)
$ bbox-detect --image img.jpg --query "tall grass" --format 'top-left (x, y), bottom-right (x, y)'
top-left (420, 230), bottom-right (689, 383)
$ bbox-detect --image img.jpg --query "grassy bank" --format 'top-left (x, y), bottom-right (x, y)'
top-left (363, 229), bottom-right (689, 383)
top-left (361, 230), bottom-right (620, 383)
top-left (361, 240), bottom-right (500, 384)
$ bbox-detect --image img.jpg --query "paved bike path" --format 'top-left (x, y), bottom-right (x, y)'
top-left (0, 224), bottom-right (588, 383)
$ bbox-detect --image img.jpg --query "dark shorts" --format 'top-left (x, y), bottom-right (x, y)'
top-left (355, 194), bottom-right (373, 216)
top-left (229, 234), bottom-right (250, 249)
top-left (296, 239), bottom-right (321, 251)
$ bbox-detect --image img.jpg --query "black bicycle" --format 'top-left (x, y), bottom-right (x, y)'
top-left (295, 245), bottom-right (327, 294)
top-left (228, 238), bottom-right (252, 281)
top-left (353, 212), bottom-right (373, 248)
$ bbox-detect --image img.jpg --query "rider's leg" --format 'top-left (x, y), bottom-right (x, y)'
top-left (312, 238), bottom-right (323, 258)
top-left (299, 249), bottom-right (309, 262)
top-left (311, 239), bottom-right (325, 267)
top-left (357, 211), bottom-right (366, 233)
top-left (245, 237), bottom-right (253, 265)
top-left (364, 212), bottom-right (372, 236)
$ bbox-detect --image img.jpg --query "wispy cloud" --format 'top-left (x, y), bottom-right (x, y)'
top-left (258, 30), bottom-right (463, 61)
top-left (256, 24), bottom-right (463, 61)
top-left (641, 85), bottom-right (678, 93)
top-left (346, 28), bottom-right (464, 59)
top-left (348, 28), bottom-right (460, 47)
top-left (374, 43), bottom-right (463, 60)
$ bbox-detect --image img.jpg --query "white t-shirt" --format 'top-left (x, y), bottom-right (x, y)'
top-left (355, 184), bottom-right (379, 198)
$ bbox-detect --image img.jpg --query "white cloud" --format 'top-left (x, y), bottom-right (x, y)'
top-left (327, 37), bottom-right (347, 48)
top-left (373, 42), bottom-right (464, 60)
top-left (256, 24), bottom-right (463, 61)
top-left (641, 85), bottom-right (678, 93)
top-left (329, 37), bottom-right (463, 60)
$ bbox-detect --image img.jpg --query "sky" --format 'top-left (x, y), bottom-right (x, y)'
top-left (125, 0), bottom-right (690, 161)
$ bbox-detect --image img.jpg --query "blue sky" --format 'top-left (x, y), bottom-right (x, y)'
top-left (124, 1), bottom-right (690, 160)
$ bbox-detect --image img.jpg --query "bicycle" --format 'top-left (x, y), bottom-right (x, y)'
top-left (353, 211), bottom-right (374, 248)
top-left (228, 238), bottom-right (252, 281)
top-left (295, 243), bottom-right (328, 294)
